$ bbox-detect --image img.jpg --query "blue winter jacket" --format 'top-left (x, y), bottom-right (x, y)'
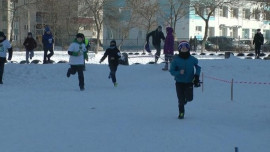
top-left (170, 55), bottom-right (201, 83)
top-left (42, 33), bottom-right (54, 49)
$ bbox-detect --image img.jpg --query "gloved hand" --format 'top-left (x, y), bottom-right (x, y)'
top-left (193, 74), bottom-right (201, 88)
top-left (84, 52), bottom-right (88, 61)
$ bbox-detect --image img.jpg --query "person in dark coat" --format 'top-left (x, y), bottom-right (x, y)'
top-left (253, 29), bottom-right (264, 59)
top-left (23, 32), bottom-right (37, 63)
top-left (162, 27), bottom-right (174, 71)
top-left (193, 36), bottom-right (198, 52)
top-left (146, 26), bottom-right (165, 63)
top-left (0, 31), bottom-right (13, 84)
top-left (42, 26), bottom-right (54, 63)
top-left (170, 41), bottom-right (201, 119)
top-left (99, 40), bottom-right (121, 87)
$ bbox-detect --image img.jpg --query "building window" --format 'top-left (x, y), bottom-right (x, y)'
top-left (219, 6), bottom-right (223, 16)
top-left (243, 9), bottom-right (250, 19)
top-left (138, 30), bottom-right (142, 39)
top-left (265, 30), bottom-right (270, 40)
top-left (222, 6), bottom-right (228, 17)
top-left (252, 9), bottom-right (260, 20)
top-left (14, 35), bottom-right (18, 41)
top-left (208, 27), bottom-right (215, 37)
top-left (263, 11), bottom-right (270, 20)
top-left (242, 29), bottom-right (250, 39)
top-left (230, 8), bottom-right (239, 18)
top-left (196, 26), bottom-right (202, 32)
top-left (2, 15), bottom-right (7, 21)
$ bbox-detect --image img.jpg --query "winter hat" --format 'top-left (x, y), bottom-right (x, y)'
top-left (257, 29), bottom-right (261, 32)
top-left (0, 31), bottom-right (6, 40)
top-left (27, 32), bottom-right (32, 36)
top-left (166, 27), bottom-right (173, 33)
top-left (76, 33), bottom-right (84, 39)
top-left (110, 39), bottom-right (116, 46)
top-left (178, 41), bottom-right (190, 52)
top-left (0, 31), bottom-right (5, 38)
top-left (158, 25), bottom-right (162, 30)
top-left (45, 26), bottom-right (50, 32)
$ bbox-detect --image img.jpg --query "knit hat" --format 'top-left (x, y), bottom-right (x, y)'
top-left (76, 33), bottom-right (84, 38)
top-left (0, 31), bottom-right (5, 38)
top-left (257, 29), bottom-right (261, 32)
top-left (27, 32), bottom-right (32, 36)
top-left (0, 31), bottom-right (6, 40)
top-left (45, 26), bottom-right (50, 32)
top-left (110, 40), bottom-right (116, 46)
top-left (178, 41), bottom-right (190, 51)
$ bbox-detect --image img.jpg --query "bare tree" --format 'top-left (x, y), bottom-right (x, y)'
top-left (81, 0), bottom-right (116, 53)
top-left (133, 0), bottom-right (159, 34)
top-left (1, 0), bottom-right (37, 41)
top-left (36, 0), bottom-right (82, 46)
top-left (159, 0), bottom-right (189, 35)
top-left (190, 0), bottom-right (240, 52)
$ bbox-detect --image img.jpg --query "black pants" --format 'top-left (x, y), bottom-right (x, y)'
top-left (255, 45), bottom-right (261, 57)
top-left (175, 82), bottom-right (193, 114)
top-left (109, 65), bottom-right (118, 83)
top-left (154, 44), bottom-right (161, 62)
top-left (68, 65), bottom-right (84, 88)
top-left (43, 47), bottom-right (54, 63)
top-left (0, 57), bottom-right (6, 82)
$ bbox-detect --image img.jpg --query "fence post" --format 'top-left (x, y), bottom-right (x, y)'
top-left (235, 147), bottom-right (238, 152)
top-left (202, 72), bottom-right (204, 93)
top-left (231, 78), bottom-right (234, 101)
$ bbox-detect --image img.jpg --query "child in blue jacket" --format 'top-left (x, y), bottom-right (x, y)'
top-left (170, 41), bottom-right (201, 119)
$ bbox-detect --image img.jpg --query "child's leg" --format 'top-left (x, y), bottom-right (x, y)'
top-left (30, 50), bottom-right (34, 59)
top-left (0, 59), bottom-right (5, 83)
top-left (184, 83), bottom-right (194, 102)
top-left (43, 48), bottom-right (48, 63)
top-left (77, 66), bottom-right (84, 89)
top-left (47, 48), bottom-right (54, 61)
top-left (175, 82), bottom-right (186, 114)
top-left (109, 65), bottom-right (118, 83)
top-left (26, 50), bottom-right (30, 63)
top-left (67, 65), bottom-right (77, 77)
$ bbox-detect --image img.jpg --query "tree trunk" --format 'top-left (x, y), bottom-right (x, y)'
top-left (201, 19), bottom-right (209, 53)
top-left (95, 28), bottom-right (101, 54)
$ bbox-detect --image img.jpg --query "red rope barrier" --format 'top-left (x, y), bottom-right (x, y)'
top-left (205, 75), bottom-right (270, 85)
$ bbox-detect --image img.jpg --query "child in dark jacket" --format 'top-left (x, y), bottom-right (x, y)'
top-left (170, 41), bottom-right (201, 119)
top-left (23, 32), bottom-right (37, 63)
top-left (42, 27), bottom-right (54, 64)
top-left (66, 33), bottom-right (88, 91)
top-left (99, 40), bottom-right (121, 87)
top-left (162, 27), bottom-right (174, 71)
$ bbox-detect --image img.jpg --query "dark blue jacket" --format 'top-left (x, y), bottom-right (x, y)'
top-left (100, 46), bottom-right (121, 66)
top-left (42, 33), bottom-right (54, 48)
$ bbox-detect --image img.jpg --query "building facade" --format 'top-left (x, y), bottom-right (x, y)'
top-left (0, 0), bottom-right (97, 49)
top-left (103, 0), bottom-right (270, 49)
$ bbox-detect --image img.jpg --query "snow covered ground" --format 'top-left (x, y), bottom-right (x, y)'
top-left (0, 51), bottom-right (269, 152)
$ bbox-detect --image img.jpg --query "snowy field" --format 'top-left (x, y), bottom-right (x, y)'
top-left (0, 51), bottom-right (269, 152)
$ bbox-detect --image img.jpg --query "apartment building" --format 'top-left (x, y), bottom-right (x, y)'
top-left (187, 2), bottom-right (270, 41)
top-left (0, 0), bottom-right (97, 48)
top-left (103, 0), bottom-right (270, 49)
